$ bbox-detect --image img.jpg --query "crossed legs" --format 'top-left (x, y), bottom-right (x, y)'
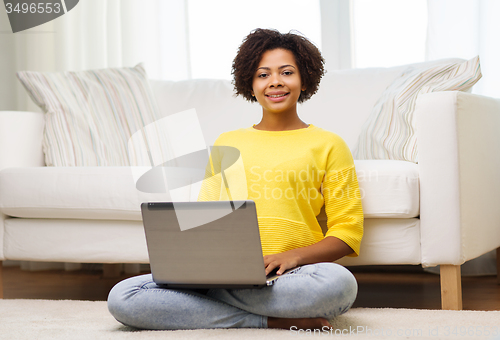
top-left (107, 262), bottom-right (357, 330)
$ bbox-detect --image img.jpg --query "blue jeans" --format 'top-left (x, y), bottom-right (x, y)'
top-left (107, 262), bottom-right (357, 330)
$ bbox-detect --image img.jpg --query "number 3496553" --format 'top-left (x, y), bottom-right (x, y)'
top-left (5, 2), bottom-right (62, 14)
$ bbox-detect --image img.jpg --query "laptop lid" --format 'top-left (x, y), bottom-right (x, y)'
top-left (141, 200), bottom-right (269, 289)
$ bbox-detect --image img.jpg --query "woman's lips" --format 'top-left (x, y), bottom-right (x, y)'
top-left (265, 92), bottom-right (290, 102)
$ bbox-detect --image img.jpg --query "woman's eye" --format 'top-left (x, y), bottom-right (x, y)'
top-left (258, 73), bottom-right (268, 78)
top-left (283, 70), bottom-right (293, 76)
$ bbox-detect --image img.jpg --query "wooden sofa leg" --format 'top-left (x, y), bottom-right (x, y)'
top-left (440, 264), bottom-right (462, 310)
top-left (0, 261), bottom-right (4, 299)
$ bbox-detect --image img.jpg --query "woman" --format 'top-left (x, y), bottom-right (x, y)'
top-left (108, 28), bottom-right (363, 331)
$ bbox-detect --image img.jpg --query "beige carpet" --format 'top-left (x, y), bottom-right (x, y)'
top-left (1, 299), bottom-right (500, 340)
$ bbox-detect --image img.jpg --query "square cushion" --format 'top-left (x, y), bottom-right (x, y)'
top-left (354, 56), bottom-right (482, 162)
top-left (17, 64), bottom-right (160, 166)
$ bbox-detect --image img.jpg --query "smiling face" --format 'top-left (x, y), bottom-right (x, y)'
top-left (252, 48), bottom-right (305, 117)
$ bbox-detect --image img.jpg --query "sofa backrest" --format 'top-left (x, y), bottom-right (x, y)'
top-left (149, 58), bottom-right (463, 150)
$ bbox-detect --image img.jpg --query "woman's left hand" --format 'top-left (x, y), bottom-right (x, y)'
top-left (263, 251), bottom-right (301, 276)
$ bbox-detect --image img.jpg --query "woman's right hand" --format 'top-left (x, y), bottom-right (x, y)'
top-left (263, 251), bottom-right (301, 276)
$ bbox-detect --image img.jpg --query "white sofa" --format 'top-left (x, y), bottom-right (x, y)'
top-left (1, 59), bottom-right (500, 310)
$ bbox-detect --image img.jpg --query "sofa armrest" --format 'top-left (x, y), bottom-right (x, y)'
top-left (0, 111), bottom-right (45, 260)
top-left (0, 111), bottom-right (45, 171)
top-left (416, 91), bottom-right (500, 267)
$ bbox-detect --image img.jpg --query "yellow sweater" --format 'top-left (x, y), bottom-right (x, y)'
top-left (198, 124), bottom-right (364, 256)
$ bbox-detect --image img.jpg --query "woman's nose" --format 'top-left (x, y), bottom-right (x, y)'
top-left (269, 73), bottom-right (283, 87)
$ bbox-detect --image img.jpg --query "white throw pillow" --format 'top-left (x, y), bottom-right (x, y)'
top-left (17, 63), bottom-right (160, 166)
top-left (353, 56), bottom-right (482, 163)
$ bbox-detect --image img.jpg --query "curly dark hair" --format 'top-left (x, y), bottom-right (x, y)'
top-left (232, 28), bottom-right (325, 103)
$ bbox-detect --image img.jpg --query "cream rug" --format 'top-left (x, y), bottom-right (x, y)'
top-left (1, 299), bottom-right (500, 340)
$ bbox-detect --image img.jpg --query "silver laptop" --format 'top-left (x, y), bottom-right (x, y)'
top-left (141, 200), bottom-right (289, 289)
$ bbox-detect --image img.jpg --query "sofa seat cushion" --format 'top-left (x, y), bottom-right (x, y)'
top-left (0, 167), bottom-right (165, 221)
top-left (0, 160), bottom-right (419, 220)
top-left (354, 160), bottom-right (419, 218)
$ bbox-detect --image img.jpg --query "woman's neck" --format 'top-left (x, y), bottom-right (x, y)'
top-left (253, 112), bottom-right (309, 131)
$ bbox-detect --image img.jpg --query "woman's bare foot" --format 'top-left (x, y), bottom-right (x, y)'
top-left (267, 316), bottom-right (332, 330)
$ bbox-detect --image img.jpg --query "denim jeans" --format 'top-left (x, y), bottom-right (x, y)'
top-left (107, 262), bottom-right (357, 330)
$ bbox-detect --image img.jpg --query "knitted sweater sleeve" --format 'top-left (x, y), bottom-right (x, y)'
top-left (322, 138), bottom-right (364, 256)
